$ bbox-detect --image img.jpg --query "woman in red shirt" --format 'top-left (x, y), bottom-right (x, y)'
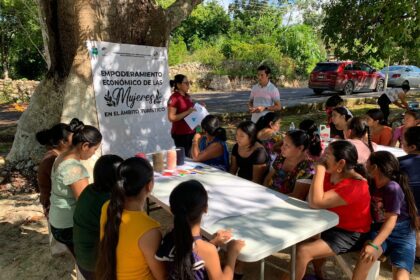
top-left (167, 74), bottom-right (196, 157)
top-left (294, 140), bottom-right (372, 280)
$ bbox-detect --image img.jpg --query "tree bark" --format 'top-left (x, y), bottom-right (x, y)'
top-left (7, 0), bottom-right (202, 163)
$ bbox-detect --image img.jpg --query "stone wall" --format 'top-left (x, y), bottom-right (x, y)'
top-left (0, 79), bottom-right (39, 103)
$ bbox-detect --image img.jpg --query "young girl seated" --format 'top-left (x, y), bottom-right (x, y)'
top-left (390, 110), bottom-right (419, 147)
top-left (156, 180), bottom-right (244, 280)
top-left (191, 115), bottom-right (230, 171)
top-left (299, 119), bottom-right (322, 161)
top-left (366, 108), bottom-right (392, 146)
top-left (73, 154), bottom-right (123, 280)
top-left (255, 112), bottom-right (282, 162)
top-left (295, 141), bottom-right (371, 280)
top-left (264, 130), bottom-right (315, 199)
top-left (331, 107), bottom-right (352, 139)
top-left (399, 126), bottom-right (420, 263)
top-left (353, 151), bottom-right (418, 280)
top-left (230, 121), bottom-right (269, 184)
top-left (344, 117), bottom-right (376, 164)
top-left (97, 157), bottom-right (166, 280)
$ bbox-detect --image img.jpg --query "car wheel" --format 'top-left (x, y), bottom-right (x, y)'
top-left (313, 89), bottom-right (323, 95)
top-left (343, 81), bottom-right (354, 95)
top-left (375, 79), bottom-right (385, 92)
top-left (402, 80), bottom-right (409, 87)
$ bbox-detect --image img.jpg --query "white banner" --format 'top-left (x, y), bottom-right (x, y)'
top-left (87, 41), bottom-right (174, 158)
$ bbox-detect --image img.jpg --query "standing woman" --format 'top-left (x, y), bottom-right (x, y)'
top-left (168, 74), bottom-right (196, 156)
top-left (36, 123), bottom-right (73, 217)
top-left (49, 118), bottom-right (102, 253)
top-left (230, 121), bottom-right (269, 184)
top-left (365, 108), bottom-right (392, 146)
top-left (191, 115), bottom-right (230, 171)
top-left (97, 157), bottom-right (166, 280)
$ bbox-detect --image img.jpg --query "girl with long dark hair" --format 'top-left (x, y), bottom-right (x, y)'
top-left (36, 123), bottom-right (73, 217)
top-left (168, 74), bottom-right (196, 157)
top-left (97, 157), bottom-right (166, 280)
top-left (353, 151), bottom-right (419, 280)
top-left (155, 180), bottom-right (244, 280)
top-left (331, 107), bottom-right (352, 139)
top-left (191, 115), bottom-right (230, 171)
top-left (256, 112), bottom-right (282, 162)
top-left (400, 126), bottom-right (420, 262)
top-left (230, 121), bottom-right (269, 184)
top-left (73, 154), bottom-right (123, 279)
top-left (49, 118), bottom-right (102, 253)
top-left (295, 141), bottom-right (371, 280)
top-left (299, 119), bottom-right (322, 161)
top-left (365, 108), bottom-right (392, 146)
top-left (344, 117), bottom-right (376, 164)
top-left (264, 130), bottom-right (315, 199)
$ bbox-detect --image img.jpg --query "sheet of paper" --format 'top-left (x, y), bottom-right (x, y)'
top-left (184, 103), bottom-right (209, 130)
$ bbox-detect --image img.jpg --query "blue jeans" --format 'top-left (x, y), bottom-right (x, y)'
top-left (371, 219), bottom-right (416, 272)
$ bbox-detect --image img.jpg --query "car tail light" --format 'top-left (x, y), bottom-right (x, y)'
top-left (392, 74), bottom-right (401, 78)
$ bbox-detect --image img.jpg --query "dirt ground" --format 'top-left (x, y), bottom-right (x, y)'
top-left (1, 190), bottom-right (420, 280)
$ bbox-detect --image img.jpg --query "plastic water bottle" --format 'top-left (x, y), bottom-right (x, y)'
top-left (289, 122), bottom-right (295, 131)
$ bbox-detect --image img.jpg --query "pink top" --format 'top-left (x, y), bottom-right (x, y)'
top-left (392, 126), bottom-right (404, 147)
top-left (347, 139), bottom-right (377, 164)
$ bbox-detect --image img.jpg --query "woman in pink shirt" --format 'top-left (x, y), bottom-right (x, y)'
top-left (344, 117), bottom-right (376, 164)
top-left (390, 110), bottom-right (419, 147)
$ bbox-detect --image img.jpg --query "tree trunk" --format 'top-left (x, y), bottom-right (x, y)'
top-left (7, 0), bottom-right (202, 163)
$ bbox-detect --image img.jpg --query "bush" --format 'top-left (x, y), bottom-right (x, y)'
top-left (168, 36), bottom-right (189, 66)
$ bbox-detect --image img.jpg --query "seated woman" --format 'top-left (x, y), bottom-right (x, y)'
top-left (255, 112), bottom-right (282, 162)
top-left (399, 126), bottom-right (420, 263)
top-left (230, 121), bottom-right (269, 184)
top-left (155, 180), bottom-right (244, 280)
top-left (294, 141), bottom-right (371, 280)
top-left (191, 115), bottom-right (229, 171)
top-left (36, 123), bottom-right (73, 218)
top-left (73, 154), bottom-right (123, 280)
top-left (391, 110), bottom-right (419, 147)
top-left (344, 117), bottom-right (376, 164)
top-left (299, 119), bottom-right (322, 161)
top-left (366, 108), bottom-right (392, 146)
top-left (331, 107), bottom-right (352, 139)
top-left (264, 130), bottom-right (315, 199)
top-left (353, 151), bottom-right (418, 280)
top-left (97, 157), bottom-right (166, 280)
top-left (49, 118), bottom-right (102, 254)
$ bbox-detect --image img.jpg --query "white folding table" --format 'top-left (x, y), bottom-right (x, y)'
top-left (148, 161), bottom-right (338, 280)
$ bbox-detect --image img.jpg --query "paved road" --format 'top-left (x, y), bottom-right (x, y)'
top-left (192, 88), bottom-right (383, 114)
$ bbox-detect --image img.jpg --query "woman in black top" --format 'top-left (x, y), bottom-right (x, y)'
top-left (230, 121), bottom-right (269, 184)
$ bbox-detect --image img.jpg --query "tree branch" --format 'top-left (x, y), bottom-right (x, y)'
top-left (165, 0), bottom-right (203, 32)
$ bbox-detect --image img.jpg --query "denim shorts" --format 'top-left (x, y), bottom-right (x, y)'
top-left (371, 219), bottom-right (416, 273)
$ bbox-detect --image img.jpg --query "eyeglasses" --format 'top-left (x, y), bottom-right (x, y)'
top-left (182, 81), bottom-right (192, 85)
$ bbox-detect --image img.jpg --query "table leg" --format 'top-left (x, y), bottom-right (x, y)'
top-left (260, 259), bottom-right (265, 280)
top-left (291, 245), bottom-right (296, 280)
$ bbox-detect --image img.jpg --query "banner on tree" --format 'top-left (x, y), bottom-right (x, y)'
top-left (87, 41), bottom-right (174, 158)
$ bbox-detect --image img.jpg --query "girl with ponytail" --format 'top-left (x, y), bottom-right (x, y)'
top-left (365, 108), bottom-right (392, 146)
top-left (344, 117), bottom-right (377, 164)
top-left (97, 157), bottom-right (166, 280)
top-left (49, 118), bottom-right (102, 253)
top-left (191, 115), bottom-right (230, 171)
top-left (299, 119), bottom-right (322, 161)
top-left (295, 141), bottom-right (371, 280)
top-left (264, 130), bottom-right (315, 199)
top-left (255, 112), bottom-right (283, 162)
top-left (155, 180), bottom-right (244, 280)
top-left (36, 123), bottom-right (73, 217)
top-left (354, 151), bottom-right (419, 279)
top-left (331, 107), bottom-right (353, 139)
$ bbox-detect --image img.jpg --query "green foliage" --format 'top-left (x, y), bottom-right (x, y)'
top-left (168, 36), bottom-right (189, 66)
top-left (0, 0), bottom-right (46, 80)
top-left (322, 0), bottom-right (420, 65)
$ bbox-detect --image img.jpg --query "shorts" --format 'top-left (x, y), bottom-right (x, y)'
top-left (50, 224), bottom-right (74, 250)
top-left (321, 227), bottom-right (367, 254)
top-left (371, 219), bottom-right (416, 273)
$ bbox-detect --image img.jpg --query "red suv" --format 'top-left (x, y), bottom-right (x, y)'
top-left (308, 61), bottom-right (385, 95)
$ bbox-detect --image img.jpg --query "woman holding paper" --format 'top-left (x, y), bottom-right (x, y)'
top-left (168, 74), bottom-right (196, 157)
